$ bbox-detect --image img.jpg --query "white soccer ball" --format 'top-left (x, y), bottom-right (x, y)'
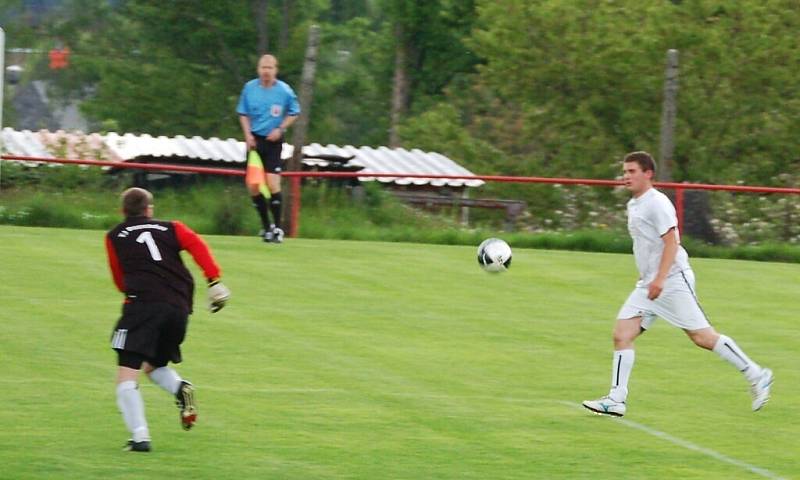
top-left (477, 238), bottom-right (512, 273)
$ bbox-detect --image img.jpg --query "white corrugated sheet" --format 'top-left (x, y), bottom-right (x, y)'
top-left (1, 129), bottom-right (484, 187)
top-left (303, 143), bottom-right (483, 187)
top-left (1, 128), bottom-right (53, 160)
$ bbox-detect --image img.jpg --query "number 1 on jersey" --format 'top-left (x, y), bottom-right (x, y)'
top-left (136, 231), bottom-right (163, 261)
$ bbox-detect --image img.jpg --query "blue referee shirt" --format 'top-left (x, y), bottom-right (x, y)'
top-left (236, 79), bottom-right (301, 136)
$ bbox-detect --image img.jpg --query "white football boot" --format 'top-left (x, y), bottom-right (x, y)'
top-left (582, 396), bottom-right (626, 417)
top-left (750, 368), bottom-right (773, 411)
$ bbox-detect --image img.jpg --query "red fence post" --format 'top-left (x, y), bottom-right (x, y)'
top-left (675, 187), bottom-right (684, 235)
top-left (290, 175), bottom-right (301, 238)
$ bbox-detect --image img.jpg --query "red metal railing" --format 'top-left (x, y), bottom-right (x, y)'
top-left (3, 154), bottom-right (799, 237)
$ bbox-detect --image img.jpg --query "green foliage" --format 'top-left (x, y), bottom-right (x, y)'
top-left (382, 0), bottom-right (480, 103)
top-left (0, 162), bottom-right (113, 189)
top-left (7, 0), bottom-right (800, 188)
top-left (427, 0), bottom-right (800, 185)
top-left (298, 181), bottom-right (445, 238)
top-left (398, 103), bottom-right (508, 174)
top-left (42, 0), bottom-right (331, 138)
top-left (310, 18), bottom-right (394, 145)
top-left (210, 192), bottom-right (250, 236)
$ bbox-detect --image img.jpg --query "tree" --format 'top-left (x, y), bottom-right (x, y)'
top-left (384, 0), bottom-right (479, 146)
top-left (412, 0), bottom-right (800, 184)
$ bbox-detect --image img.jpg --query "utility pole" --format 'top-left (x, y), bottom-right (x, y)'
top-left (1, 27), bottom-right (5, 191)
top-left (658, 49), bottom-right (679, 182)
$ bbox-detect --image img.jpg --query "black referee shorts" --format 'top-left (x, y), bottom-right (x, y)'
top-left (251, 133), bottom-right (285, 174)
top-left (110, 301), bottom-right (188, 367)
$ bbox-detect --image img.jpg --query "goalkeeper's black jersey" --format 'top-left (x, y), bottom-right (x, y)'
top-left (105, 216), bottom-right (220, 313)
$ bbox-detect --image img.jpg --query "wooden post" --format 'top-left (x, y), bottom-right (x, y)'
top-left (389, 23), bottom-right (409, 148)
top-left (658, 49), bottom-right (679, 182)
top-left (460, 188), bottom-right (470, 226)
top-left (283, 24), bottom-right (319, 236)
top-left (254, 0), bottom-right (269, 54)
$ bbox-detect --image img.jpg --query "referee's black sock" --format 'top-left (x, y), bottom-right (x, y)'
top-left (269, 192), bottom-right (283, 229)
top-left (251, 194), bottom-right (271, 230)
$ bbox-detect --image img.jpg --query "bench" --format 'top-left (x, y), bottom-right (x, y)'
top-left (391, 191), bottom-right (527, 230)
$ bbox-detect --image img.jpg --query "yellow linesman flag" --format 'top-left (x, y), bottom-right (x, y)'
top-left (245, 150), bottom-right (271, 198)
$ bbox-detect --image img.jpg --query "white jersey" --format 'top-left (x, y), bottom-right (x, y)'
top-left (626, 187), bottom-right (690, 287)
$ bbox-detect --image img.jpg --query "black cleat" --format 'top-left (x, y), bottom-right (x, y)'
top-left (175, 381), bottom-right (197, 430)
top-left (123, 440), bottom-right (151, 452)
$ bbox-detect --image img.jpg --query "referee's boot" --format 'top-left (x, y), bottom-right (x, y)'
top-left (582, 396), bottom-right (626, 417)
top-left (750, 367), bottom-right (773, 411)
top-left (271, 227), bottom-right (285, 243)
top-left (175, 381), bottom-right (198, 430)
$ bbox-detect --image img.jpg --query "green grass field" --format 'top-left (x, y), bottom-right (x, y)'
top-left (0, 225), bottom-right (797, 479)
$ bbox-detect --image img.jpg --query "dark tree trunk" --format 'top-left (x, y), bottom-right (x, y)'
top-left (389, 23), bottom-right (410, 148)
top-left (253, 0), bottom-right (270, 54)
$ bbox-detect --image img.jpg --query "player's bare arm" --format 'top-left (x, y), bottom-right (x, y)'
top-left (648, 227), bottom-right (679, 300)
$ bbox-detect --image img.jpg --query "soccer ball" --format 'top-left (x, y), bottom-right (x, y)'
top-left (477, 238), bottom-right (512, 273)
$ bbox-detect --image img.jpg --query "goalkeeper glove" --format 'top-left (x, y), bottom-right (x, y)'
top-left (207, 278), bottom-right (231, 313)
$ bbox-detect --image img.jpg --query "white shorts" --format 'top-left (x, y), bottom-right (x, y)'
top-left (617, 269), bottom-right (711, 331)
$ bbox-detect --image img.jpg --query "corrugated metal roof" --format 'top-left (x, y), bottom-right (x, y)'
top-left (302, 143), bottom-right (483, 187)
top-left (104, 131), bottom-right (261, 165)
top-left (1, 129), bottom-right (484, 187)
top-left (1, 128), bottom-right (53, 160)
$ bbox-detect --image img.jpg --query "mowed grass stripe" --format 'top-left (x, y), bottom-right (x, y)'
top-left (0, 225), bottom-right (797, 479)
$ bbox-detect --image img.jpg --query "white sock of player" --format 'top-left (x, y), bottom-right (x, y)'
top-left (148, 367), bottom-right (183, 395)
top-left (116, 381), bottom-right (150, 442)
top-left (713, 334), bottom-right (761, 383)
top-left (608, 349), bottom-right (635, 403)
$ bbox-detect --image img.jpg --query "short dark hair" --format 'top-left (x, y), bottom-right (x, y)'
top-left (623, 151), bottom-right (656, 173)
top-left (121, 188), bottom-right (153, 217)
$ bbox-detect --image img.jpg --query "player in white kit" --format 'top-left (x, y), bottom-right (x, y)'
top-left (582, 152), bottom-right (773, 417)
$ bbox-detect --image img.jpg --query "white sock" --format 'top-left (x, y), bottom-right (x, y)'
top-left (116, 381), bottom-right (150, 442)
top-left (713, 334), bottom-right (761, 383)
top-left (608, 349), bottom-right (635, 403)
top-left (148, 367), bottom-right (183, 395)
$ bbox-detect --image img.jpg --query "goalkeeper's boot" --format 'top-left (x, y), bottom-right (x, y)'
top-left (750, 367), bottom-right (773, 411)
top-left (175, 381), bottom-right (198, 430)
top-left (262, 229), bottom-right (274, 242)
top-left (123, 440), bottom-right (151, 452)
top-left (582, 396), bottom-right (626, 417)
top-left (271, 227), bottom-right (284, 244)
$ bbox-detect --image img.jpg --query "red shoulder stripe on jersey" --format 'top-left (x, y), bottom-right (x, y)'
top-left (173, 221), bottom-right (222, 280)
top-left (105, 233), bottom-right (125, 292)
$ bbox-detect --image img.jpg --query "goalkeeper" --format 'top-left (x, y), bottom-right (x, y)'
top-left (105, 187), bottom-right (231, 452)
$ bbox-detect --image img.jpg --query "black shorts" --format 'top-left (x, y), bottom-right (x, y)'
top-left (110, 301), bottom-right (188, 366)
top-left (251, 133), bottom-right (284, 174)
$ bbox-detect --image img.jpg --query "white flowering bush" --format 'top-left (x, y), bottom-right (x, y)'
top-left (709, 175), bottom-right (800, 245)
top-left (515, 176), bottom-right (798, 247)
